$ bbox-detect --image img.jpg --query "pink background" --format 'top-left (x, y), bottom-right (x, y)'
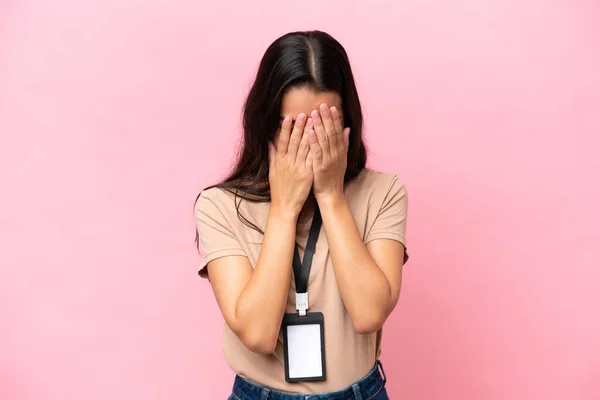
top-left (1, 0), bottom-right (599, 399)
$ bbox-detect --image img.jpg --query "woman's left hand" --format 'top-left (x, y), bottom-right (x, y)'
top-left (308, 103), bottom-right (351, 204)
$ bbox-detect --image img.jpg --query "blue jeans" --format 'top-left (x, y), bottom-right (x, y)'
top-left (228, 360), bottom-right (389, 400)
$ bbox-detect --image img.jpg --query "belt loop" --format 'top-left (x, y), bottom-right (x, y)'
top-left (351, 383), bottom-right (363, 400)
top-left (376, 359), bottom-right (387, 386)
top-left (260, 387), bottom-right (270, 400)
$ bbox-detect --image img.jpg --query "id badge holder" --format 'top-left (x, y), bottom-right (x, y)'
top-left (284, 207), bottom-right (325, 383)
top-left (282, 308), bottom-right (326, 382)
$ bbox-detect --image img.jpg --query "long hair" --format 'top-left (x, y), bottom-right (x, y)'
top-left (196, 30), bottom-right (367, 242)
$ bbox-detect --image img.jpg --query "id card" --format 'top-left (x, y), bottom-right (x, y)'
top-left (282, 312), bottom-right (326, 382)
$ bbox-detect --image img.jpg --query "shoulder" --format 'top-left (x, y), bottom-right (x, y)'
top-left (195, 187), bottom-right (236, 219)
top-left (195, 186), bottom-right (268, 232)
top-left (196, 186), bottom-right (233, 204)
top-left (348, 168), bottom-right (408, 197)
top-left (345, 169), bottom-right (408, 218)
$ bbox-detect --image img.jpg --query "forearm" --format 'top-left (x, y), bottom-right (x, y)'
top-left (234, 206), bottom-right (297, 351)
top-left (319, 195), bottom-right (393, 333)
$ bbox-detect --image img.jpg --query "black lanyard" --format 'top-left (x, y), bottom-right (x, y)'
top-left (292, 206), bottom-right (322, 315)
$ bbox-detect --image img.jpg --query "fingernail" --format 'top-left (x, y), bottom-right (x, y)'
top-left (307, 118), bottom-right (313, 127)
top-left (312, 110), bottom-right (319, 118)
top-left (320, 104), bottom-right (328, 112)
top-left (297, 113), bottom-right (306, 122)
top-left (284, 116), bottom-right (291, 123)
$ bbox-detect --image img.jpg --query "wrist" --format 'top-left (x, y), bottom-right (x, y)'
top-left (315, 191), bottom-right (346, 209)
top-left (269, 204), bottom-right (301, 224)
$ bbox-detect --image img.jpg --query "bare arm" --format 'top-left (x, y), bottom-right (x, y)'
top-left (318, 195), bottom-right (405, 334)
top-left (201, 113), bottom-right (313, 353)
top-left (207, 207), bottom-right (298, 354)
top-left (308, 103), bottom-right (406, 334)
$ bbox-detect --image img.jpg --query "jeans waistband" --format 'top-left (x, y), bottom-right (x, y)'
top-left (231, 360), bottom-right (387, 400)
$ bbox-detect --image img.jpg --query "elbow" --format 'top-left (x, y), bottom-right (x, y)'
top-left (351, 312), bottom-right (388, 335)
top-left (238, 327), bottom-right (278, 355)
top-left (244, 336), bottom-right (277, 355)
top-left (352, 286), bottom-right (399, 334)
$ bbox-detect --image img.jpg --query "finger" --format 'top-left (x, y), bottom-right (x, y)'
top-left (311, 109), bottom-right (330, 155)
top-left (306, 151), bottom-right (313, 170)
top-left (287, 113), bottom-right (307, 160)
top-left (268, 140), bottom-right (277, 168)
top-left (330, 106), bottom-right (344, 136)
top-left (277, 116), bottom-right (292, 156)
top-left (319, 103), bottom-right (338, 149)
top-left (304, 117), bottom-right (313, 137)
top-left (308, 129), bottom-right (323, 164)
top-left (296, 123), bottom-right (311, 164)
top-left (300, 117), bottom-right (313, 164)
top-left (343, 127), bottom-right (350, 151)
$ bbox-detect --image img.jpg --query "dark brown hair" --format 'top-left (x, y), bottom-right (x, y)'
top-left (196, 30), bottom-right (367, 242)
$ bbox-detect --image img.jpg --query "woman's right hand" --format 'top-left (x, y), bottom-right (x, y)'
top-left (268, 113), bottom-right (313, 219)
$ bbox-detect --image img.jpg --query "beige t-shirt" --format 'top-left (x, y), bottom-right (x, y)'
top-left (195, 168), bottom-right (408, 393)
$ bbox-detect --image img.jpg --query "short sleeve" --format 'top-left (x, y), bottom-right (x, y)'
top-left (195, 191), bottom-right (247, 278)
top-left (365, 176), bottom-right (409, 263)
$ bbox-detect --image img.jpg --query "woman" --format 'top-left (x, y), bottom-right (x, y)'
top-left (195, 31), bottom-right (408, 400)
